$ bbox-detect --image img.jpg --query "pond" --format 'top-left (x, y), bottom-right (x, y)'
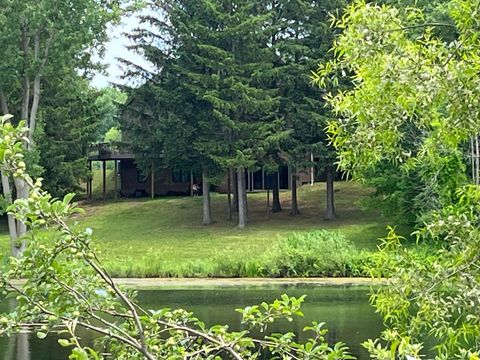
top-left (0, 285), bottom-right (383, 359)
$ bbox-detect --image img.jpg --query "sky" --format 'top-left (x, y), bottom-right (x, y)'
top-left (91, 13), bottom-right (153, 89)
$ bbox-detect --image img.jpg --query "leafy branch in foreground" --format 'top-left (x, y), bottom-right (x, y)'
top-left (0, 115), bottom-right (354, 359)
top-left (312, 0), bottom-right (480, 358)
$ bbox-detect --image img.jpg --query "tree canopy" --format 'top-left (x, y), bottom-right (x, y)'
top-left (314, 0), bottom-right (478, 223)
top-left (123, 0), bottom-right (345, 225)
top-left (315, 0), bottom-right (480, 357)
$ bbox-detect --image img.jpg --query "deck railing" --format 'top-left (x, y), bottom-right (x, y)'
top-left (88, 141), bottom-right (133, 158)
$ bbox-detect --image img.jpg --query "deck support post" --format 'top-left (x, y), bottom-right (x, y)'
top-left (190, 170), bottom-right (194, 197)
top-left (227, 170), bottom-right (232, 220)
top-left (288, 166), bottom-right (292, 190)
top-left (151, 166), bottom-right (155, 200)
top-left (87, 160), bottom-right (92, 199)
top-left (114, 160), bottom-right (118, 200)
top-left (102, 160), bottom-right (106, 200)
top-left (311, 153), bottom-right (315, 186)
top-left (266, 188), bottom-right (270, 217)
top-left (261, 169), bottom-right (265, 190)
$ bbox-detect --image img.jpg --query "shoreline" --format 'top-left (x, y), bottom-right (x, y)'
top-left (11, 277), bottom-right (385, 289)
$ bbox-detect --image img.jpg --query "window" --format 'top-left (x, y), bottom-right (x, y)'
top-left (172, 170), bottom-right (190, 183)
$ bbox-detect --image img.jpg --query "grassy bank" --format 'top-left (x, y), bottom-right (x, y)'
top-left (0, 182), bottom-right (410, 277)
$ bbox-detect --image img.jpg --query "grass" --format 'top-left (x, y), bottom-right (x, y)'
top-left (90, 168), bottom-right (117, 200)
top-left (0, 181), bottom-right (411, 277)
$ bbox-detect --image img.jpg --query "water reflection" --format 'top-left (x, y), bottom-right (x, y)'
top-left (0, 285), bottom-right (382, 360)
top-left (1, 299), bottom-right (30, 360)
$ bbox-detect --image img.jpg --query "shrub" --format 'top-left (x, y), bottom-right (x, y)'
top-left (275, 230), bottom-right (358, 277)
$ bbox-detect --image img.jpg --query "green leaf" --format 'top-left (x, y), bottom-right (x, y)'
top-left (58, 339), bottom-right (71, 347)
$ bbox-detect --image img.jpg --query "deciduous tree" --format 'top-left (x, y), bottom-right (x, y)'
top-left (0, 0), bottom-right (133, 256)
top-left (316, 0), bottom-right (480, 357)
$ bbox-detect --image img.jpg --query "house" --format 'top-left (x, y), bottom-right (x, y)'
top-left (87, 142), bottom-right (194, 199)
top-left (87, 142), bottom-right (316, 199)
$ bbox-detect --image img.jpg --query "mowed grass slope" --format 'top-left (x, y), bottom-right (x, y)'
top-left (0, 182), bottom-right (404, 277)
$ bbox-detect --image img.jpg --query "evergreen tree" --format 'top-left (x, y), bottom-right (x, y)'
top-left (201, 0), bottom-right (278, 228)
top-left (123, 0), bottom-right (224, 224)
top-left (265, 0), bottom-right (345, 217)
top-left (38, 72), bottom-right (101, 196)
top-left (124, 0), bottom-right (277, 228)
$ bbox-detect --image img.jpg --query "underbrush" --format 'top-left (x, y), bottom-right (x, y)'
top-left (106, 230), bottom-right (378, 278)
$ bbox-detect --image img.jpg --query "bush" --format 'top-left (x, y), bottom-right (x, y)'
top-left (275, 230), bottom-right (358, 277)
top-left (201, 251), bottom-right (277, 277)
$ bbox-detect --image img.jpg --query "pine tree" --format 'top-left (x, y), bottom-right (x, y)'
top-left (38, 71), bottom-right (101, 196)
top-left (265, 0), bottom-right (345, 217)
top-left (124, 0), bottom-right (277, 228)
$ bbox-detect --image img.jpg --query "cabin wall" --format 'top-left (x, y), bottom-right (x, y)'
top-left (119, 160), bottom-right (191, 197)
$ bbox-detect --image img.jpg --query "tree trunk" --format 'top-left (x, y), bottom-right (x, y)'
top-left (227, 170), bottom-right (232, 221)
top-left (0, 87), bottom-right (9, 114)
top-left (21, 26), bottom-right (30, 123)
top-left (14, 178), bottom-right (28, 238)
top-left (0, 90), bottom-right (27, 257)
top-left (27, 31), bottom-right (42, 148)
top-left (28, 74), bottom-right (41, 148)
top-left (25, 30), bottom-right (51, 149)
top-left (0, 175), bottom-right (28, 257)
top-left (231, 169), bottom-right (238, 213)
top-left (237, 167), bottom-right (247, 229)
top-left (202, 168), bottom-right (211, 225)
top-left (290, 169), bottom-right (300, 216)
top-left (271, 171), bottom-right (282, 213)
top-left (243, 172), bottom-right (248, 219)
top-left (2, 174), bottom-right (18, 253)
top-left (325, 166), bottom-right (336, 220)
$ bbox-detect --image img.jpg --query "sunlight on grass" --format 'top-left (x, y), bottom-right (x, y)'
top-left (0, 181), bottom-right (410, 276)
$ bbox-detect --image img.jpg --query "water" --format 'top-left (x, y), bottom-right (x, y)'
top-left (0, 285), bottom-right (383, 359)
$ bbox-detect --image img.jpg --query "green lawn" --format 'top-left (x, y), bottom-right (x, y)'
top-left (0, 182), bottom-right (409, 277)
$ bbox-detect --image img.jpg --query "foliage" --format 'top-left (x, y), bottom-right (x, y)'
top-left (276, 231), bottom-right (357, 277)
top-left (0, 0), bottom-right (137, 254)
top-left (381, 0), bottom-right (456, 41)
top-left (36, 73), bottom-right (102, 196)
top-left (313, 0), bottom-right (478, 223)
top-left (266, 0), bottom-right (345, 172)
top-left (124, 0), bottom-right (274, 169)
top-left (0, 116), bottom-right (355, 360)
top-left (365, 188), bottom-right (480, 359)
top-left (104, 127), bottom-right (122, 143)
top-left (314, 0), bottom-right (480, 358)
top-left (94, 87), bottom-right (127, 141)
top-left (0, 0), bottom-right (132, 137)
top-left (123, 0), bottom-right (348, 224)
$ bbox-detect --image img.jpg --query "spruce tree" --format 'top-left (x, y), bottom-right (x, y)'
top-left (124, 0), bottom-right (277, 228)
top-left (265, 0), bottom-right (345, 216)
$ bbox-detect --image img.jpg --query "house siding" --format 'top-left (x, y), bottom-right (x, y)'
top-left (120, 160), bottom-right (191, 197)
